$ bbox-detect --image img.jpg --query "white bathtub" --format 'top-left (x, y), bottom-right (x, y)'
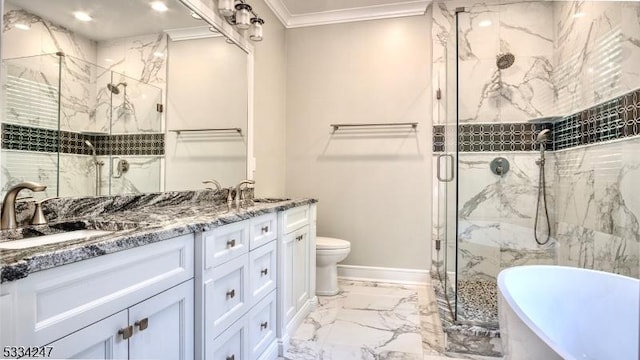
top-left (497, 265), bottom-right (639, 360)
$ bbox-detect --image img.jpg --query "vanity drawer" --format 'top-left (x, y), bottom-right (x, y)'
top-left (249, 213), bottom-right (277, 249)
top-left (282, 205), bottom-right (310, 234)
top-left (208, 314), bottom-right (248, 360)
top-left (203, 221), bottom-right (249, 269)
top-left (206, 255), bottom-right (250, 339)
top-left (248, 290), bottom-right (277, 360)
top-left (249, 241), bottom-right (277, 306)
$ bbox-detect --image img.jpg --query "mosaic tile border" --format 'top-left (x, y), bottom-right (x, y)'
top-left (1, 123), bottom-right (165, 156)
top-left (554, 88), bottom-right (640, 150)
top-left (433, 88), bottom-right (640, 152)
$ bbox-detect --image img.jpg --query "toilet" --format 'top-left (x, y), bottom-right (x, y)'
top-left (315, 236), bottom-right (351, 296)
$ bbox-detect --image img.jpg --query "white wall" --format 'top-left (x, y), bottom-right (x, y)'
top-left (165, 36), bottom-right (248, 190)
top-left (285, 15), bottom-right (433, 270)
top-left (251, 0), bottom-right (288, 197)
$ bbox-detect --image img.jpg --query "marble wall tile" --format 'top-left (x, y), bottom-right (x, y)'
top-left (555, 138), bottom-right (640, 277)
top-left (2, 4), bottom-right (96, 61)
top-left (97, 35), bottom-right (167, 134)
top-left (0, 150), bottom-right (57, 199)
top-left (108, 156), bottom-right (162, 195)
top-left (554, 1), bottom-right (640, 116)
top-left (58, 154), bottom-right (100, 197)
top-left (457, 152), bottom-right (554, 226)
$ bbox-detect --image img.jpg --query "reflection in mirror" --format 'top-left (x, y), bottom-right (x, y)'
top-left (1, 0), bottom-right (249, 199)
top-left (165, 32), bottom-right (248, 190)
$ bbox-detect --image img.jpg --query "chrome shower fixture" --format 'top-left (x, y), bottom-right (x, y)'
top-left (496, 52), bottom-right (515, 70)
top-left (84, 140), bottom-right (104, 196)
top-left (536, 128), bottom-right (552, 145)
top-left (107, 82), bottom-right (127, 95)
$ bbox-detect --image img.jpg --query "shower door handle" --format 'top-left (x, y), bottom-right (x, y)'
top-left (437, 154), bottom-right (455, 182)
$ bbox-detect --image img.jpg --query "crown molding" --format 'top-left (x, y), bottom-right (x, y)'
top-left (264, 0), bottom-right (431, 29)
top-left (165, 26), bottom-right (223, 41)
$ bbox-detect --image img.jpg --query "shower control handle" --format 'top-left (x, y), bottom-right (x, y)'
top-left (490, 157), bottom-right (510, 176)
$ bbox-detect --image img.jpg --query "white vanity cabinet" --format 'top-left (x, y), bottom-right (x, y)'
top-left (196, 213), bottom-right (279, 360)
top-left (277, 204), bottom-right (317, 353)
top-left (47, 280), bottom-right (194, 360)
top-left (0, 234), bottom-right (195, 359)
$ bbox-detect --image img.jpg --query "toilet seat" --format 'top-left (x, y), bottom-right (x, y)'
top-left (316, 237), bottom-right (350, 250)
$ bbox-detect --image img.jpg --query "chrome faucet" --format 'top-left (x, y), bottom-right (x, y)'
top-left (1, 181), bottom-right (47, 230)
top-left (202, 179), bottom-right (222, 192)
top-left (235, 180), bottom-right (255, 208)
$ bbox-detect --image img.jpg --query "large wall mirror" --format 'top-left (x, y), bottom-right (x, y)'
top-left (1, 0), bottom-right (249, 199)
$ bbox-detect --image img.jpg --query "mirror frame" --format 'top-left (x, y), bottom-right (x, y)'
top-left (0, 0), bottom-right (255, 194)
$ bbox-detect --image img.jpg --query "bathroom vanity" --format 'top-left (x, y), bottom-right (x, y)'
top-left (0, 192), bottom-right (317, 360)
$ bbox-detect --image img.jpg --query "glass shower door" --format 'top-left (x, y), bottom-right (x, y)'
top-left (434, 18), bottom-right (460, 321)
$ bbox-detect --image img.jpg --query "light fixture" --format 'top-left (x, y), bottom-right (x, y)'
top-left (190, 11), bottom-right (202, 20)
top-left (216, 0), bottom-right (265, 41)
top-left (153, 51), bottom-right (165, 58)
top-left (235, 3), bottom-right (252, 30)
top-left (14, 23), bottom-right (30, 30)
top-left (573, 12), bottom-right (586, 18)
top-left (478, 19), bottom-right (492, 27)
top-left (249, 17), bottom-right (263, 41)
top-left (151, 1), bottom-right (169, 12)
top-left (209, 26), bottom-right (219, 33)
top-left (73, 11), bottom-right (92, 22)
top-left (218, 0), bottom-right (234, 16)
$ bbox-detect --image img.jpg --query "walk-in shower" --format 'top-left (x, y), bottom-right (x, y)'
top-left (431, 0), bottom-right (640, 357)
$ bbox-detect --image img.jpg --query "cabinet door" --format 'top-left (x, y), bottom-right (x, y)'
top-left (46, 310), bottom-right (128, 359)
top-left (293, 226), bottom-right (310, 311)
top-left (129, 280), bottom-right (194, 360)
top-left (280, 231), bottom-right (296, 324)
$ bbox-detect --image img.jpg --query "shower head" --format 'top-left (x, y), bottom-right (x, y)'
top-left (536, 129), bottom-right (552, 144)
top-left (107, 82), bottom-right (127, 95)
top-left (496, 52), bottom-right (515, 70)
top-left (84, 140), bottom-right (97, 159)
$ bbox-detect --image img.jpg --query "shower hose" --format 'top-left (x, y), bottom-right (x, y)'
top-left (534, 158), bottom-right (551, 245)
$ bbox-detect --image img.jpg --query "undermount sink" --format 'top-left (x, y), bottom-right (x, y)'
top-left (0, 229), bottom-right (112, 250)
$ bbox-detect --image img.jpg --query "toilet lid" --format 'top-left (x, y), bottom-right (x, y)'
top-left (316, 237), bottom-right (350, 250)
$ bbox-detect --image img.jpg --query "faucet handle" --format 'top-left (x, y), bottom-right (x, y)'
top-left (202, 179), bottom-right (222, 192)
top-left (30, 197), bottom-right (56, 225)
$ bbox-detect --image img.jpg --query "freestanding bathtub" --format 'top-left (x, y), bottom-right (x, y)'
top-left (497, 265), bottom-right (639, 360)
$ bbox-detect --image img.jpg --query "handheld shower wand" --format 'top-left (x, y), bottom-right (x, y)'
top-left (85, 140), bottom-right (104, 196)
top-left (534, 129), bottom-right (552, 245)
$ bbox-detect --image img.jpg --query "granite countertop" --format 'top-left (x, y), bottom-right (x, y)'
top-left (0, 194), bottom-right (316, 283)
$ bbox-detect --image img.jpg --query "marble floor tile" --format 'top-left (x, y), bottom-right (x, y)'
top-left (285, 279), bottom-right (503, 360)
top-left (286, 279), bottom-right (424, 360)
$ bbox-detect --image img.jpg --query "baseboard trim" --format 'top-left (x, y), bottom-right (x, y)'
top-left (337, 265), bottom-right (430, 285)
top-left (259, 340), bottom-right (279, 360)
top-left (277, 334), bottom-right (290, 357)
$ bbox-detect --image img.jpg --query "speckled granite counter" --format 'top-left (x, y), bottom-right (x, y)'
top-left (0, 189), bottom-right (316, 283)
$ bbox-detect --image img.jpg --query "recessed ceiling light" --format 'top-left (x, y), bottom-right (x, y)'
top-left (151, 1), bottom-right (168, 12)
top-left (104, 58), bottom-right (114, 63)
top-left (573, 12), bottom-right (586, 18)
top-left (190, 11), bottom-right (202, 20)
top-left (153, 51), bottom-right (165, 58)
top-left (478, 20), bottom-right (492, 27)
top-left (14, 23), bottom-right (30, 30)
top-left (73, 11), bottom-right (92, 22)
